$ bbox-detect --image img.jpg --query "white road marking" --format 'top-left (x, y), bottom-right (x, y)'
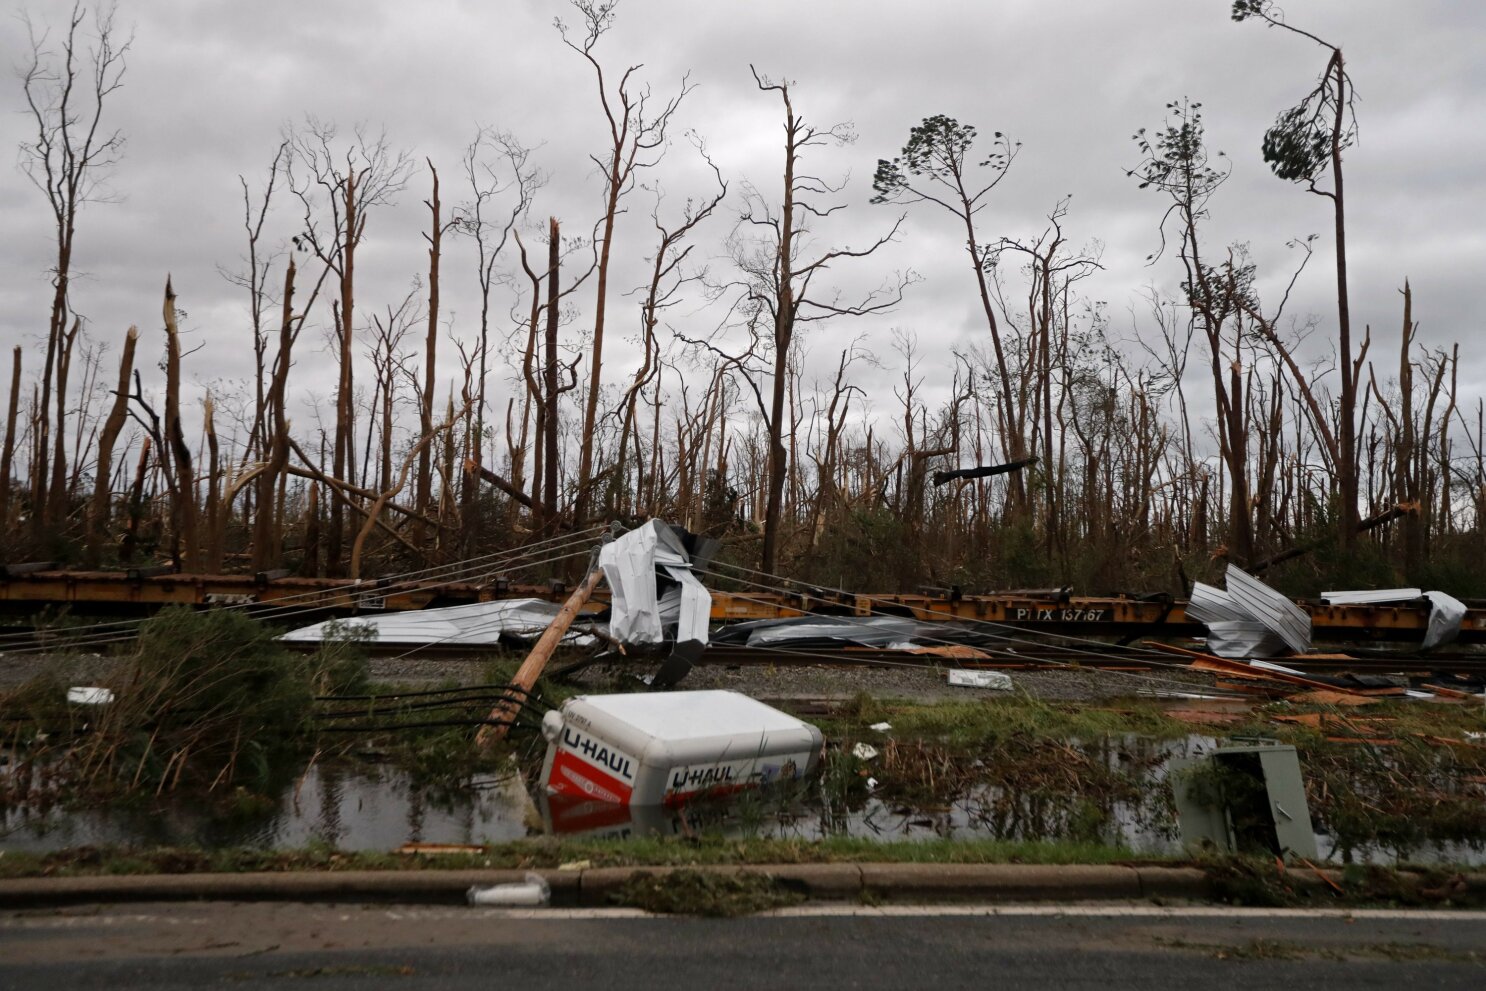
top-left (7, 903), bottom-right (1486, 928)
top-left (371, 904), bottom-right (1486, 922)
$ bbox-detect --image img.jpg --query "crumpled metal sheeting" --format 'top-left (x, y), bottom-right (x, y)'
top-left (710, 614), bottom-right (1004, 649)
top-left (1224, 565), bottom-right (1312, 655)
top-left (1185, 581), bottom-right (1250, 625)
top-left (1184, 569), bottom-right (1310, 658)
top-left (597, 520), bottom-right (711, 646)
top-left (737, 615), bottom-right (925, 648)
top-left (278, 598), bottom-right (594, 647)
top-left (1202, 621), bottom-right (1288, 660)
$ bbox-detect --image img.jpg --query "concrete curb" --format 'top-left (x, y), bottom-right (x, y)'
top-left (5, 865), bottom-right (1481, 910)
top-left (0, 864), bottom-right (1201, 909)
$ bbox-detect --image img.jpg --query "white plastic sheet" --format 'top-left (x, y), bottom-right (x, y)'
top-left (597, 520), bottom-right (711, 646)
top-left (1422, 590), bottom-right (1467, 650)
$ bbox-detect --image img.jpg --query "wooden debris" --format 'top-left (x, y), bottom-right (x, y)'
top-left (902, 644), bottom-right (993, 660)
top-left (1144, 640), bottom-right (1370, 699)
top-left (398, 842), bottom-right (487, 856)
top-left (1288, 689), bottom-right (1380, 706)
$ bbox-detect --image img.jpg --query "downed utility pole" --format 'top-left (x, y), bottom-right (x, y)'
top-left (932, 456), bottom-right (1038, 487)
top-left (476, 564), bottom-right (605, 747)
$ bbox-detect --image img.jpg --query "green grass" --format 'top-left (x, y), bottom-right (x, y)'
top-left (822, 692), bottom-right (1194, 748)
top-left (610, 869), bottom-right (805, 917)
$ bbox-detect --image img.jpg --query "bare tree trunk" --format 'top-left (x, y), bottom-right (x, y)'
top-left (416, 160), bottom-right (443, 538)
top-left (252, 259), bottom-right (297, 571)
top-left (0, 348), bottom-right (21, 531)
top-left (84, 325), bottom-right (137, 565)
top-left (203, 393), bottom-right (223, 572)
top-left (1327, 51), bottom-right (1360, 548)
top-left (759, 86), bottom-right (799, 576)
top-left (46, 316), bottom-right (81, 526)
top-left (20, 5), bottom-right (129, 536)
top-left (329, 175), bottom-right (357, 576)
top-left (162, 278), bottom-right (198, 571)
top-left (121, 436), bottom-right (150, 563)
top-left (543, 218), bottom-right (561, 537)
top-left (301, 482), bottom-right (320, 577)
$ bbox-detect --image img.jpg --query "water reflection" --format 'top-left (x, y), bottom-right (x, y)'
top-left (1, 763), bottom-right (535, 853)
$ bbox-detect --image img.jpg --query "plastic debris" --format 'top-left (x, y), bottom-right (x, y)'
top-left (868, 722), bottom-right (893, 733)
top-left (947, 669), bottom-right (1013, 691)
top-left (65, 687), bottom-right (114, 705)
top-left (851, 742), bottom-right (879, 761)
top-left (467, 872), bottom-right (550, 907)
top-left (1422, 590), bottom-right (1467, 651)
top-left (598, 520), bottom-right (712, 646)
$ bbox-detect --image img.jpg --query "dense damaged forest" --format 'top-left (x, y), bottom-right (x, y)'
top-left (4, 0), bottom-right (1482, 599)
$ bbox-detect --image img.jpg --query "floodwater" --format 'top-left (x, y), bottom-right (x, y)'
top-left (3, 734), bottom-right (1483, 867)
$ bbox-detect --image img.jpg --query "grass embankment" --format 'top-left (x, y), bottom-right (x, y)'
top-left (0, 835), bottom-right (1140, 880)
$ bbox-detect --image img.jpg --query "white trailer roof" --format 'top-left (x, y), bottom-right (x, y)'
top-left (573, 690), bottom-right (806, 740)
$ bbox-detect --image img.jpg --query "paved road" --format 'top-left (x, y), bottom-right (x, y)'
top-left (2, 902), bottom-right (1484, 989)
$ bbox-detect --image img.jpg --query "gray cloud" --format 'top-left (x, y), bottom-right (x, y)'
top-left (1, 0), bottom-right (1480, 451)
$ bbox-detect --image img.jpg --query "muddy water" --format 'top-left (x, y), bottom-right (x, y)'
top-left (0, 764), bottom-right (535, 854)
top-left (3, 734), bottom-right (1483, 866)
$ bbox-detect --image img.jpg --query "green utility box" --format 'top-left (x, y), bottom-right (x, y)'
top-left (1169, 742), bottom-right (1319, 861)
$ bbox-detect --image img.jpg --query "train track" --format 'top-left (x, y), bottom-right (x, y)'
top-left (3, 566), bottom-right (1483, 645)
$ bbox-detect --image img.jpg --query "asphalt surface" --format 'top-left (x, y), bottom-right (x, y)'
top-left (2, 902), bottom-right (1483, 989)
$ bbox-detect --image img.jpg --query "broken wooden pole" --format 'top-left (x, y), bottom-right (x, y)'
top-left (477, 564), bottom-right (605, 747)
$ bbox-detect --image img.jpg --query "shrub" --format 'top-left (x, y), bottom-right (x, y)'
top-left (86, 607), bottom-right (314, 791)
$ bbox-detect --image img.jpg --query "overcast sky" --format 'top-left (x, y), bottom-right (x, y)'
top-left (1, 0), bottom-right (1481, 454)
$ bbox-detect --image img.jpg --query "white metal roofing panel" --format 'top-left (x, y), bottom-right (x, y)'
top-left (1185, 582), bottom-right (1247, 624)
top-left (1224, 565), bottom-right (1310, 654)
top-left (1320, 588), bottom-right (1423, 605)
top-left (278, 598), bottom-right (579, 646)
